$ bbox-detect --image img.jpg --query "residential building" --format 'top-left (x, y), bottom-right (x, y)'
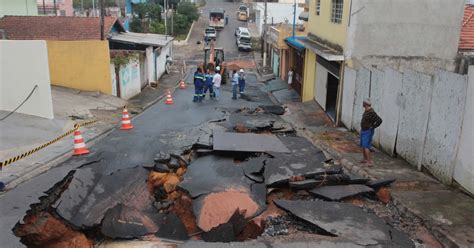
top-left (296, 0), bottom-right (464, 122)
top-left (253, 2), bottom-right (304, 36)
top-left (0, 15), bottom-right (173, 100)
top-left (36, 0), bottom-right (73, 16)
top-left (0, 0), bottom-right (38, 17)
top-left (457, 4), bottom-right (474, 74)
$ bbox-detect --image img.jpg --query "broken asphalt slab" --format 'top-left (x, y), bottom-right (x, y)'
top-left (225, 108), bottom-right (294, 134)
top-left (263, 136), bottom-right (336, 186)
top-left (54, 166), bottom-right (154, 229)
top-left (213, 132), bottom-right (290, 153)
top-left (309, 185), bottom-right (374, 201)
top-left (274, 200), bottom-right (414, 247)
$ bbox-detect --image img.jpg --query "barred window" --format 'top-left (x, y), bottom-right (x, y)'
top-left (331, 0), bottom-right (343, 24)
top-left (316, 0), bottom-right (321, 15)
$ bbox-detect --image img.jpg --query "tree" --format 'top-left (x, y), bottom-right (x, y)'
top-left (130, 17), bottom-right (144, 33)
top-left (176, 2), bottom-right (199, 22)
top-left (172, 13), bottom-right (190, 35)
top-left (150, 21), bottom-right (166, 34)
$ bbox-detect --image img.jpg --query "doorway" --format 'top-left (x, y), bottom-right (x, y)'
top-left (326, 72), bottom-right (339, 121)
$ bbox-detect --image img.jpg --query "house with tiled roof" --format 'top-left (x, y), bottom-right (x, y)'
top-left (457, 4), bottom-right (474, 74)
top-left (0, 15), bottom-right (173, 100)
top-left (0, 15), bottom-right (125, 40)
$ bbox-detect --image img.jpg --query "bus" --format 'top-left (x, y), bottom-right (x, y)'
top-left (209, 8), bottom-right (225, 29)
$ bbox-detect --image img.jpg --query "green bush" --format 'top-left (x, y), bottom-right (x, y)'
top-left (150, 21), bottom-right (166, 34)
top-left (130, 17), bottom-right (144, 33)
top-left (177, 2), bottom-right (199, 22)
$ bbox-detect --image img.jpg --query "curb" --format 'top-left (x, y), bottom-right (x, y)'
top-left (183, 21), bottom-right (196, 45)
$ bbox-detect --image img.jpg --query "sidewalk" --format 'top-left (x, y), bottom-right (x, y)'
top-left (269, 86), bottom-right (474, 247)
top-left (0, 71), bottom-right (182, 191)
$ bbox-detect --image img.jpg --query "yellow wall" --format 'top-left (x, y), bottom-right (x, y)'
top-left (308, 0), bottom-right (350, 50)
top-left (47, 40), bottom-right (112, 94)
top-left (302, 49), bottom-right (316, 102)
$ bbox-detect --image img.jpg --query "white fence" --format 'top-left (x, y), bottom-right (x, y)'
top-left (341, 65), bottom-right (473, 193)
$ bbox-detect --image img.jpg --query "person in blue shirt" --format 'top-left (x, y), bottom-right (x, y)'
top-left (202, 68), bottom-right (215, 100)
top-left (231, 70), bottom-right (239, 100)
top-left (193, 67), bottom-right (205, 102)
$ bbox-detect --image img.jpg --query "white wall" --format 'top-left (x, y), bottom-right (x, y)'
top-left (156, 42), bottom-right (172, 80)
top-left (118, 58), bottom-right (141, 100)
top-left (254, 3), bottom-right (304, 36)
top-left (454, 66), bottom-right (474, 193)
top-left (0, 40), bottom-right (54, 119)
top-left (342, 65), bottom-right (472, 192)
top-left (346, 0), bottom-right (464, 65)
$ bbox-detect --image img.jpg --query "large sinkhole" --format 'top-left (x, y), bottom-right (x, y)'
top-left (12, 106), bottom-right (414, 247)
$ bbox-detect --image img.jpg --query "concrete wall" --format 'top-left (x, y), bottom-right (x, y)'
top-left (0, 40), bottom-right (53, 119)
top-left (118, 58), bottom-right (141, 100)
top-left (308, 0), bottom-right (350, 50)
top-left (0, 0), bottom-right (38, 17)
top-left (302, 49), bottom-right (316, 102)
top-left (342, 65), bottom-right (471, 192)
top-left (346, 0), bottom-right (464, 62)
top-left (454, 66), bottom-right (474, 193)
top-left (156, 42), bottom-right (172, 81)
top-left (47, 41), bottom-right (113, 95)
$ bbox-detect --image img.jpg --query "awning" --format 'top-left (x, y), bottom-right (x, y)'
top-left (299, 11), bottom-right (309, 21)
top-left (285, 36), bottom-right (306, 52)
top-left (109, 32), bottom-right (173, 47)
top-left (297, 37), bottom-right (344, 61)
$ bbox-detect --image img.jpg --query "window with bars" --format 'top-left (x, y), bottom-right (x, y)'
top-left (316, 0), bottom-right (321, 16)
top-left (331, 0), bottom-right (343, 24)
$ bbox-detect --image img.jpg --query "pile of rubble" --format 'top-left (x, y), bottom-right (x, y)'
top-left (13, 105), bottom-right (413, 247)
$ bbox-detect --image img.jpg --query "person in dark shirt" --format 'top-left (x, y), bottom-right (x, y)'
top-left (360, 99), bottom-right (382, 166)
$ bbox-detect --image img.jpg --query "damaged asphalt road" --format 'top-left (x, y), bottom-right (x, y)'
top-left (12, 73), bottom-right (414, 247)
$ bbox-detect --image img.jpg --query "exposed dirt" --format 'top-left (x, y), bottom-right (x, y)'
top-left (168, 194), bottom-right (200, 237)
top-left (376, 186), bottom-right (392, 204)
top-left (14, 211), bottom-right (92, 248)
top-left (197, 191), bottom-right (259, 232)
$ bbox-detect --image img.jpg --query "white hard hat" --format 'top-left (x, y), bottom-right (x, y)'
top-left (239, 69), bottom-right (244, 72)
top-left (216, 66), bottom-right (220, 70)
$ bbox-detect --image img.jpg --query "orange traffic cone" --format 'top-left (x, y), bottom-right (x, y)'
top-left (73, 129), bottom-right (90, 156)
top-left (179, 80), bottom-right (186, 89)
top-left (165, 90), bottom-right (174, 105)
top-left (120, 107), bottom-right (134, 130)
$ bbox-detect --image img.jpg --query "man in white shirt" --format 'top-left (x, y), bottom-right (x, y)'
top-left (213, 66), bottom-right (222, 99)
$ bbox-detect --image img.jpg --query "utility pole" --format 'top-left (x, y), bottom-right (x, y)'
top-left (292, 0), bottom-right (296, 37)
top-left (53, 0), bottom-right (57, 16)
top-left (42, 0), bottom-right (46, 15)
top-left (263, 0), bottom-right (268, 67)
top-left (92, 0), bottom-right (96, 17)
top-left (100, 0), bottom-right (105, 40)
top-left (164, 0), bottom-right (168, 39)
top-left (171, 9), bottom-right (174, 35)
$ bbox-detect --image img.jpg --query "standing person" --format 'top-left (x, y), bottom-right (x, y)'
top-left (213, 66), bottom-right (222, 99)
top-left (202, 69), bottom-right (214, 99)
top-left (231, 70), bottom-right (239, 100)
top-left (225, 14), bottom-right (229, 25)
top-left (193, 67), bottom-right (205, 102)
top-left (359, 99), bottom-right (382, 166)
top-left (287, 67), bottom-right (293, 89)
top-left (238, 69), bottom-right (246, 94)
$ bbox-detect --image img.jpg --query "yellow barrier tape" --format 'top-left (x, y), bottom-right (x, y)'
top-left (0, 120), bottom-right (97, 169)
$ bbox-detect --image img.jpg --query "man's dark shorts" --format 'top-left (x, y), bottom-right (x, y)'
top-left (360, 128), bottom-right (374, 149)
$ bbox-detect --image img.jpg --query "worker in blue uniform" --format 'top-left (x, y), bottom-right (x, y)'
top-left (202, 68), bottom-right (215, 100)
top-left (193, 67), bottom-right (205, 102)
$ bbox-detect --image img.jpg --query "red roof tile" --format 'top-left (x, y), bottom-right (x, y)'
top-left (0, 16), bottom-right (125, 41)
top-left (459, 5), bottom-right (474, 51)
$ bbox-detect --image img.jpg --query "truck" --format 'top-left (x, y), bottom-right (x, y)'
top-left (209, 8), bottom-right (225, 30)
top-left (204, 27), bottom-right (217, 42)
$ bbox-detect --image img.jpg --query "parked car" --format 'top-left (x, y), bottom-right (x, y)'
top-left (236, 33), bottom-right (252, 51)
top-left (235, 27), bottom-right (250, 38)
top-left (204, 27), bottom-right (217, 41)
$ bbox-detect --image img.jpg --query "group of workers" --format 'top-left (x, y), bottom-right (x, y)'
top-left (193, 67), bottom-right (246, 102)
